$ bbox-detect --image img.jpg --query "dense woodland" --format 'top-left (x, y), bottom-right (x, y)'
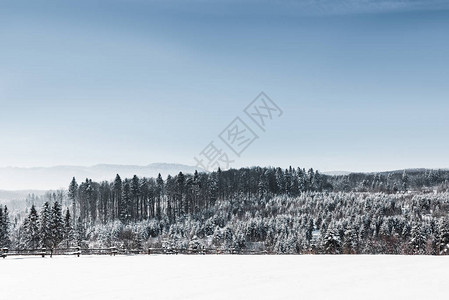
top-left (2, 167), bottom-right (449, 254)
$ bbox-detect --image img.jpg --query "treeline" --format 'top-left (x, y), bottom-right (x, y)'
top-left (329, 169), bottom-right (449, 193)
top-left (67, 167), bottom-right (331, 225)
top-left (4, 167), bottom-right (449, 254)
top-left (68, 167), bottom-right (449, 226)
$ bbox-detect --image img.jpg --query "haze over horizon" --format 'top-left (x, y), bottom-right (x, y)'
top-left (0, 162), bottom-right (204, 191)
top-left (2, 0), bottom-right (449, 175)
top-left (0, 162), bottom-right (447, 192)
top-left (1, 162), bottom-right (447, 174)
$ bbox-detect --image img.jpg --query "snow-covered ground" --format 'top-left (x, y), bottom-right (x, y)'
top-left (1, 255), bottom-right (448, 299)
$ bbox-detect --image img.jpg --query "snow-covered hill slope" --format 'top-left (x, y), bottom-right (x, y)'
top-left (1, 255), bottom-right (446, 299)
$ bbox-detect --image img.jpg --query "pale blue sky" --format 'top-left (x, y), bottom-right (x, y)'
top-left (1, 0), bottom-right (449, 172)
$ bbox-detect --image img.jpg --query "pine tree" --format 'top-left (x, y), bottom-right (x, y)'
top-left (131, 175), bottom-right (140, 221)
top-left (193, 170), bottom-right (201, 212)
top-left (177, 172), bottom-right (185, 216)
top-left (343, 227), bottom-right (358, 254)
top-left (139, 178), bottom-right (149, 220)
top-left (113, 174), bottom-right (123, 221)
top-left (156, 174), bottom-right (164, 220)
top-left (63, 209), bottom-right (73, 248)
top-left (410, 221), bottom-right (425, 254)
top-left (68, 177), bottom-right (78, 227)
top-left (314, 171), bottom-right (322, 191)
top-left (307, 168), bottom-right (315, 191)
top-left (323, 224), bottom-right (341, 254)
top-left (223, 226), bottom-right (233, 248)
top-left (40, 202), bottom-right (52, 248)
top-left (120, 180), bottom-right (131, 223)
top-left (23, 205), bottom-right (40, 249)
top-left (438, 218), bottom-right (449, 254)
top-left (85, 179), bottom-right (97, 223)
top-left (75, 217), bottom-right (86, 247)
top-left (50, 201), bottom-right (64, 248)
top-left (165, 175), bottom-right (174, 222)
top-left (275, 168), bottom-right (285, 193)
top-left (2, 205), bottom-right (11, 247)
top-left (386, 173), bottom-right (394, 193)
top-left (305, 219), bottom-right (314, 243)
top-left (402, 171), bottom-right (409, 192)
top-left (0, 206), bottom-right (5, 247)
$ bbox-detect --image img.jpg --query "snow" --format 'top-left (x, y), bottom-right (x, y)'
top-left (1, 255), bottom-right (448, 299)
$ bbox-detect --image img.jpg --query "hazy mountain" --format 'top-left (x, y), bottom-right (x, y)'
top-left (0, 189), bottom-right (46, 201)
top-left (323, 168), bottom-right (448, 176)
top-left (0, 163), bottom-right (204, 190)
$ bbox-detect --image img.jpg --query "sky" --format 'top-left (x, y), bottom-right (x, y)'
top-left (1, 0), bottom-right (449, 173)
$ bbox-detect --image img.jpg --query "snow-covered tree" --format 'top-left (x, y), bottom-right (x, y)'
top-left (0, 205), bottom-right (10, 247)
top-left (438, 218), bottom-right (449, 254)
top-left (68, 177), bottom-right (78, 227)
top-left (410, 221), bottom-right (425, 254)
top-left (40, 202), bottom-right (52, 248)
top-left (23, 205), bottom-right (40, 249)
top-left (63, 209), bottom-right (73, 248)
top-left (323, 224), bottom-right (341, 254)
top-left (402, 171), bottom-right (409, 192)
top-left (50, 201), bottom-right (64, 248)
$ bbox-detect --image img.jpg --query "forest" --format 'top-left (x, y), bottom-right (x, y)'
top-left (2, 167), bottom-right (449, 255)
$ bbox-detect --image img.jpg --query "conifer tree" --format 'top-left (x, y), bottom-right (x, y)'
top-left (343, 227), bottom-right (356, 254)
top-left (68, 177), bottom-right (78, 227)
top-left (2, 205), bottom-right (11, 247)
top-left (156, 174), bottom-right (164, 220)
top-left (410, 221), bottom-right (425, 254)
top-left (40, 202), bottom-right (52, 248)
top-left (50, 201), bottom-right (64, 248)
top-left (23, 205), bottom-right (40, 249)
top-left (131, 175), bottom-right (140, 221)
top-left (305, 219), bottom-right (314, 243)
top-left (120, 180), bottom-right (131, 223)
top-left (75, 217), bottom-right (86, 247)
top-left (113, 174), bottom-right (123, 221)
top-left (63, 209), bottom-right (73, 248)
top-left (438, 218), bottom-right (449, 254)
top-left (323, 224), bottom-right (341, 254)
top-left (0, 206), bottom-right (6, 247)
top-left (402, 171), bottom-right (409, 192)
top-left (177, 172), bottom-right (185, 216)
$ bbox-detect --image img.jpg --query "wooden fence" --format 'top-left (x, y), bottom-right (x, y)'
top-left (1, 247), bottom-right (270, 258)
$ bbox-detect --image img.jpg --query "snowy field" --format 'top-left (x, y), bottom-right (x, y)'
top-left (1, 255), bottom-right (448, 299)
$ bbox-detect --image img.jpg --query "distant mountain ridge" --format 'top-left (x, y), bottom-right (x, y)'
top-left (323, 168), bottom-right (448, 176)
top-left (0, 163), bottom-right (203, 190)
top-left (1, 164), bottom-right (447, 194)
top-left (0, 189), bottom-right (46, 202)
